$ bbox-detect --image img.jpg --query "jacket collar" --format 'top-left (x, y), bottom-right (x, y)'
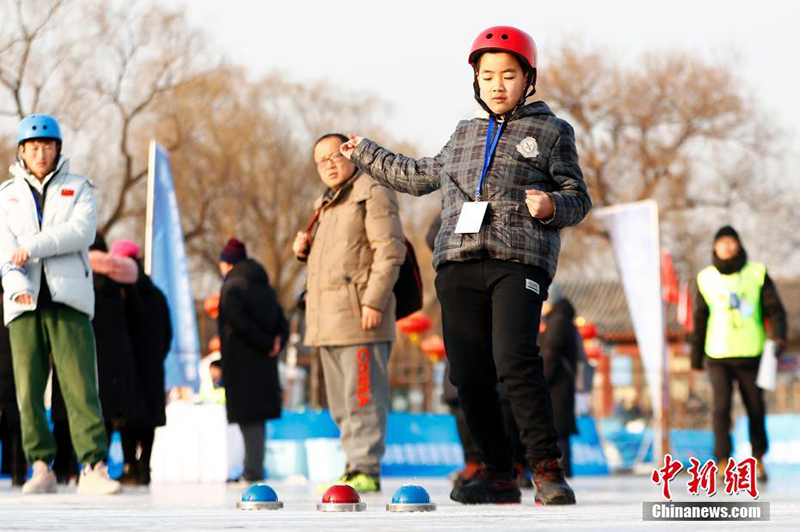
top-left (475, 100), bottom-right (555, 123)
top-left (10, 156), bottom-right (69, 193)
top-left (315, 170), bottom-right (361, 209)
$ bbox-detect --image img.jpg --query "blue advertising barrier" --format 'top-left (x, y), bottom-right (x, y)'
top-left (264, 410), bottom-right (608, 477)
top-left (572, 415), bottom-right (610, 475)
top-left (381, 412), bottom-right (464, 477)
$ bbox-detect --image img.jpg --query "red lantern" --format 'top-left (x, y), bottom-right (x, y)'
top-left (204, 293), bottom-right (220, 318)
top-left (208, 336), bottom-right (221, 353)
top-left (585, 345), bottom-right (603, 359)
top-left (420, 335), bottom-right (446, 361)
top-left (577, 319), bottom-right (597, 340)
top-left (397, 312), bottom-right (432, 335)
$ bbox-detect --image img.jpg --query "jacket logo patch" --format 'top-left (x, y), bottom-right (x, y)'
top-left (516, 137), bottom-right (539, 159)
top-left (525, 278), bottom-right (540, 294)
top-left (61, 189), bottom-right (75, 197)
top-left (357, 347), bottom-right (371, 408)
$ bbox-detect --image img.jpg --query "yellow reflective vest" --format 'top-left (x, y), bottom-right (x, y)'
top-left (697, 262), bottom-right (766, 358)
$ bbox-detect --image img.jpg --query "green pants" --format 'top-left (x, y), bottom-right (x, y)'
top-left (8, 304), bottom-right (108, 464)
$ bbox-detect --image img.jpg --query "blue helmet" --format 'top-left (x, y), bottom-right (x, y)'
top-left (17, 114), bottom-right (62, 145)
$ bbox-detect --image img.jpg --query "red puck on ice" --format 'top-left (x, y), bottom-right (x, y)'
top-left (316, 484), bottom-right (366, 512)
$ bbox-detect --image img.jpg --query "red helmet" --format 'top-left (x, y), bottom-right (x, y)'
top-left (468, 26), bottom-right (537, 71)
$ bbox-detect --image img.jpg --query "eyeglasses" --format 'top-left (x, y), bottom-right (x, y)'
top-left (315, 152), bottom-right (345, 168)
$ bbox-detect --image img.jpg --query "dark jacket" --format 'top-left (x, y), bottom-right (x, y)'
top-left (124, 266), bottom-right (172, 429)
top-left (691, 248), bottom-right (787, 370)
top-left (350, 101), bottom-right (591, 279)
top-left (219, 259), bottom-right (288, 424)
top-left (92, 271), bottom-right (141, 422)
top-left (0, 296), bottom-right (21, 430)
top-left (540, 299), bottom-right (579, 437)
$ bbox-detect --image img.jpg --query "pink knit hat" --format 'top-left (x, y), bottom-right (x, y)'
top-left (110, 239), bottom-right (141, 260)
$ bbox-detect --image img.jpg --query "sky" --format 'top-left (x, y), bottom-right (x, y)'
top-left (165, 0), bottom-right (800, 166)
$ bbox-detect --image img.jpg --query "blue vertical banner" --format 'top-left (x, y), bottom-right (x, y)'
top-left (145, 141), bottom-right (200, 391)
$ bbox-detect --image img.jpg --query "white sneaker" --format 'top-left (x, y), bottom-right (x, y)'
top-left (21, 461), bottom-right (57, 494)
top-left (77, 462), bottom-right (121, 495)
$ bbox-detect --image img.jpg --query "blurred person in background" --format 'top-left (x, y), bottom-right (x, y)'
top-left (111, 240), bottom-right (172, 486)
top-left (218, 238), bottom-right (288, 483)
top-left (692, 225), bottom-right (787, 482)
top-left (292, 133), bottom-right (405, 494)
top-left (538, 285), bottom-right (579, 478)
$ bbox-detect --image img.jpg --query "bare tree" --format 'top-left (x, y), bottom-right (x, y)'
top-left (153, 69), bottom-right (413, 307)
top-left (537, 43), bottom-right (785, 279)
top-left (0, 0), bottom-right (71, 119)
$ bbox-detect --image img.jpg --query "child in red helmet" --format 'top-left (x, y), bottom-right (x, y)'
top-left (342, 26), bottom-right (589, 505)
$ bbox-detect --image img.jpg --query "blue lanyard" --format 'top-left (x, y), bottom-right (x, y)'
top-left (475, 116), bottom-right (505, 200)
top-left (30, 187), bottom-right (43, 226)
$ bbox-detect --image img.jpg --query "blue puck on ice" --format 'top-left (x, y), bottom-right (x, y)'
top-left (386, 484), bottom-right (436, 512)
top-left (236, 483), bottom-right (284, 510)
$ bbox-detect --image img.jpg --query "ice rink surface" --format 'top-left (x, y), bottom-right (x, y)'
top-left (1, 475), bottom-right (798, 531)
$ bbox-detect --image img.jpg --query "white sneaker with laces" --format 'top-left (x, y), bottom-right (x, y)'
top-left (21, 461), bottom-right (57, 494)
top-left (77, 462), bottom-right (121, 495)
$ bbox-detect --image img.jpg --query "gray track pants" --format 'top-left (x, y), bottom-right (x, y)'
top-left (319, 342), bottom-right (391, 476)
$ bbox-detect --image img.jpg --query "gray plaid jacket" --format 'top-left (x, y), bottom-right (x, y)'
top-left (350, 101), bottom-right (591, 279)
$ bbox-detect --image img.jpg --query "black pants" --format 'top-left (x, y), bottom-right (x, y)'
top-left (435, 260), bottom-right (561, 472)
top-left (121, 428), bottom-right (155, 468)
top-left (558, 437), bottom-right (572, 477)
top-left (450, 405), bottom-right (480, 465)
top-left (239, 422), bottom-right (265, 481)
top-left (499, 394), bottom-right (528, 467)
top-left (0, 414), bottom-right (27, 484)
top-left (52, 418), bottom-right (78, 481)
top-left (708, 360), bottom-right (767, 459)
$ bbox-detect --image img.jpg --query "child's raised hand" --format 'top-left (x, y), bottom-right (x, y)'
top-left (525, 189), bottom-right (555, 219)
top-left (340, 135), bottom-right (363, 160)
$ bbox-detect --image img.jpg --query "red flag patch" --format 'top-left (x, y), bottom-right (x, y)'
top-left (61, 189), bottom-right (75, 197)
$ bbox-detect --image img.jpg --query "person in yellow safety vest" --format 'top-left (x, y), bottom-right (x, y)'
top-left (691, 226), bottom-right (787, 482)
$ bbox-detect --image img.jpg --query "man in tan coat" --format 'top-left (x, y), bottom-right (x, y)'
top-left (293, 133), bottom-right (405, 493)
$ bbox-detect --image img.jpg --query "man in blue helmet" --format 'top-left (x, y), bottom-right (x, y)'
top-left (0, 114), bottom-right (120, 494)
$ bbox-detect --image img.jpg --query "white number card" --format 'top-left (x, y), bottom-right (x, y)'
top-left (454, 201), bottom-right (489, 234)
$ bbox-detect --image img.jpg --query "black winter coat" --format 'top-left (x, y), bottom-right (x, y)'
top-left (92, 272), bottom-right (141, 422)
top-left (219, 259), bottom-right (288, 424)
top-left (540, 300), bottom-right (579, 437)
top-left (0, 297), bottom-right (21, 430)
top-left (124, 267), bottom-right (172, 429)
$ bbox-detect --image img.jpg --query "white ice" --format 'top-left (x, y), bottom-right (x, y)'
top-left (1, 476), bottom-right (798, 531)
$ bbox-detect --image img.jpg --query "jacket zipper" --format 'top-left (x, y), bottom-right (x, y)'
top-left (79, 252), bottom-right (90, 277)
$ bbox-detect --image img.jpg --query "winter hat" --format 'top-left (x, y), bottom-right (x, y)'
top-left (547, 284), bottom-right (565, 305)
top-left (110, 239), bottom-right (141, 260)
top-left (714, 225), bottom-right (741, 243)
top-left (220, 237), bottom-right (247, 265)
